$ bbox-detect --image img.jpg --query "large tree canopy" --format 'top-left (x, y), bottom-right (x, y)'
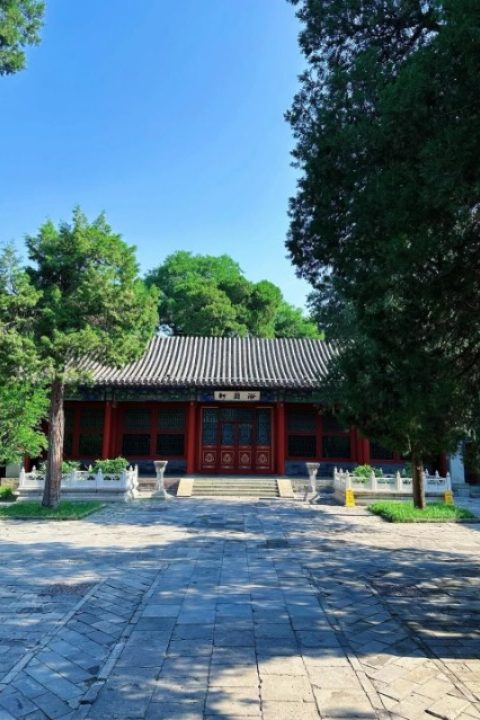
top-left (0, 245), bottom-right (47, 463)
top-left (0, 0), bottom-right (44, 75)
top-left (146, 251), bottom-right (320, 338)
top-left (25, 208), bottom-right (159, 506)
top-left (287, 0), bottom-right (480, 505)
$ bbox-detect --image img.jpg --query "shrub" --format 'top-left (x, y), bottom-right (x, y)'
top-left (93, 457), bottom-right (130, 474)
top-left (0, 486), bottom-right (14, 501)
top-left (62, 460), bottom-right (80, 474)
top-left (369, 501), bottom-right (475, 523)
top-left (353, 464), bottom-right (382, 479)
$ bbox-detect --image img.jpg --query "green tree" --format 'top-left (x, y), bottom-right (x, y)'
top-left (274, 301), bottom-right (320, 339)
top-left (0, 244), bottom-right (47, 463)
top-left (145, 251), bottom-right (320, 338)
top-left (287, 0), bottom-right (480, 506)
top-left (26, 208), bottom-right (159, 507)
top-left (0, 0), bottom-right (44, 75)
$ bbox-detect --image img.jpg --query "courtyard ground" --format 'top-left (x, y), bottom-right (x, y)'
top-left (0, 497), bottom-right (479, 720)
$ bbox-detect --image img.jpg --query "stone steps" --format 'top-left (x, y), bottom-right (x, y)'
top-left (191, 478), bottom-right (280, 497)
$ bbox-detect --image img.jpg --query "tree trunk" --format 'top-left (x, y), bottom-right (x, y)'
top-left (42, 378), bottom-right (64, 508)
top-left (412, 453), bottom-right (426, 510)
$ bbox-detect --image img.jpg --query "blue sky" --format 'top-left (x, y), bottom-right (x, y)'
top-left (0, 1), bottom-right (310, 307)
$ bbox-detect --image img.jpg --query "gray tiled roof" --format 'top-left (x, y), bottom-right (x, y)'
top-left (81, 336), bottom-right (337, 389)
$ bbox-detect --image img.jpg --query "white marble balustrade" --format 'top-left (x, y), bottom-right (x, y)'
top-left (333, 467), bottom-right (451, 496)
top-left (18, 465), bottom-right (139, 501)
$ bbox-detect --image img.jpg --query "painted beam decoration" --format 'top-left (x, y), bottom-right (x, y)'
top-left (214, 390), bottom-right (260, 402)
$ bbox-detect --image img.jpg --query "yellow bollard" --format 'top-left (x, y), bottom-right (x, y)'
top-left (444, 490), bottom-right (454, 505)
top-left (345, 488), bottom-right (356, 507)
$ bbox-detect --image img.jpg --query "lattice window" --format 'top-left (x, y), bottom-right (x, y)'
top-left (322, 435), bottom-right (351, 459)
top-left (236, 408), bottom-right (254, 423)
top-left (287, 410), bottom-right (316, 432)
top-left (221, 422), bottom-right (235, 446)
top-left (220, 408), bottom-right (237, 422)
top-left (256, 409), bottom-right (271, 444)
top-left (122, 434), bottom-right (150, 455)
top-left (287, 407), bottom-right (318, 458)
top-left (238, 423), bottom-right (252, 445)
top-left (322, 412), bottom-right (348, 433)
top-left (370, 442), bottom-right (394, 460)
top-left (79, 433), bottom-right (103, 457)
top-left (156, 434), bottom-right (185, 456)
top-left (288, 435), bottom-right (317, 458)
top-left (79, 408), bottom-right (104, 430)
top-left (123, 409), bottom-right (151, 430)
top-left (158, 409), bottom-right (185, 431)
top-left (202, 409), bottom-right (218, 444)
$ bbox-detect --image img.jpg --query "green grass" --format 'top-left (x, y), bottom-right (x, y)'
top-left (0, 486), bottom-right (14, 501)
top-left (369, 501), bottom-right (476, 523)
top-left (0, 500), bottom-right (104, 520)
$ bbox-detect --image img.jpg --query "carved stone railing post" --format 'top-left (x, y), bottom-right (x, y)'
top-left (345, 471), bottom-right (352, 490)
top-left (19, 466), bottom-right (26, 488)
top-left (395, 471), bottom-right (402, 491)
top-left (96, 468), bottom-right (103, 491)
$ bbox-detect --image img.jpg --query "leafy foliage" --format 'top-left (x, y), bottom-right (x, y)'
top-left (145, 251), bottom-right (319, 338)
top-left (93, 457), bottom-right (129, 474)
top-left (0, 486), bottom-right (14, 501)
top-left (61, 460), bottom-right (80, 474)
top-left (0, 0), bottom-right (44, 75)
top-left (287, 0), bottom-right (480, 505)
top-left (0, 245), bottom-right (48, 464)
top-left (353, 464), bottom-right (381, 479)
top-left (24, 208), bottom-right (159, 506)
top-left (27, 208), bottom-right (159, 374)
top-left (0, 381), bottom-right (47, 464)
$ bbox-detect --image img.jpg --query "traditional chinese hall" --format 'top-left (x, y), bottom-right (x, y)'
top-left (57, 336), bottom-right (407, 477)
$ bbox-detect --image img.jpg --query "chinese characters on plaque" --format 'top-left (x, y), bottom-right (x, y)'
top-left (214, 390), bottom-right (260, 402)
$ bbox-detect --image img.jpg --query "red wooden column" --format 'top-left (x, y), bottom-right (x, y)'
top-left (186, 401), bottom-right (197, 475)
top-left (275, 402), bottom-right (286, 476)
top-left (354, 429), bottom-right (370, 464)
top-left (438, 453), bottom-right (448, 477)
top-left (110, 403), bottom-right (119, 457)
top-left (101, 401), bottom-right (113, 459)
top-left (353, 428), bottom-right (363, 463)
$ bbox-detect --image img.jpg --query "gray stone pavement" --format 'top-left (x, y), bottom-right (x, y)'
top-left (0, 498), bottom-right (479, 720)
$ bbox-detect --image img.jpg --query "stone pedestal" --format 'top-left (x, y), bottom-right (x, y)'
top-left (153, 460), bottom-right (171, 500)
top-left (306, 462), bottom-right (320, 499)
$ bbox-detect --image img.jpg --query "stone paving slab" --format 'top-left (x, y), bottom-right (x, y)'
top-left (0, 497), bottom-right (479, 718)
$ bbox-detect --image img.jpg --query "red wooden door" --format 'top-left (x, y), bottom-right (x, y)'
top-left (199, 406), bottom-right (272, 474)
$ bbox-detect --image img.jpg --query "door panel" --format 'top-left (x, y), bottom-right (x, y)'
top-left (201, 408), bottom-right (218, 470)
top-left (200, 406), bottom-right (273, 473)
